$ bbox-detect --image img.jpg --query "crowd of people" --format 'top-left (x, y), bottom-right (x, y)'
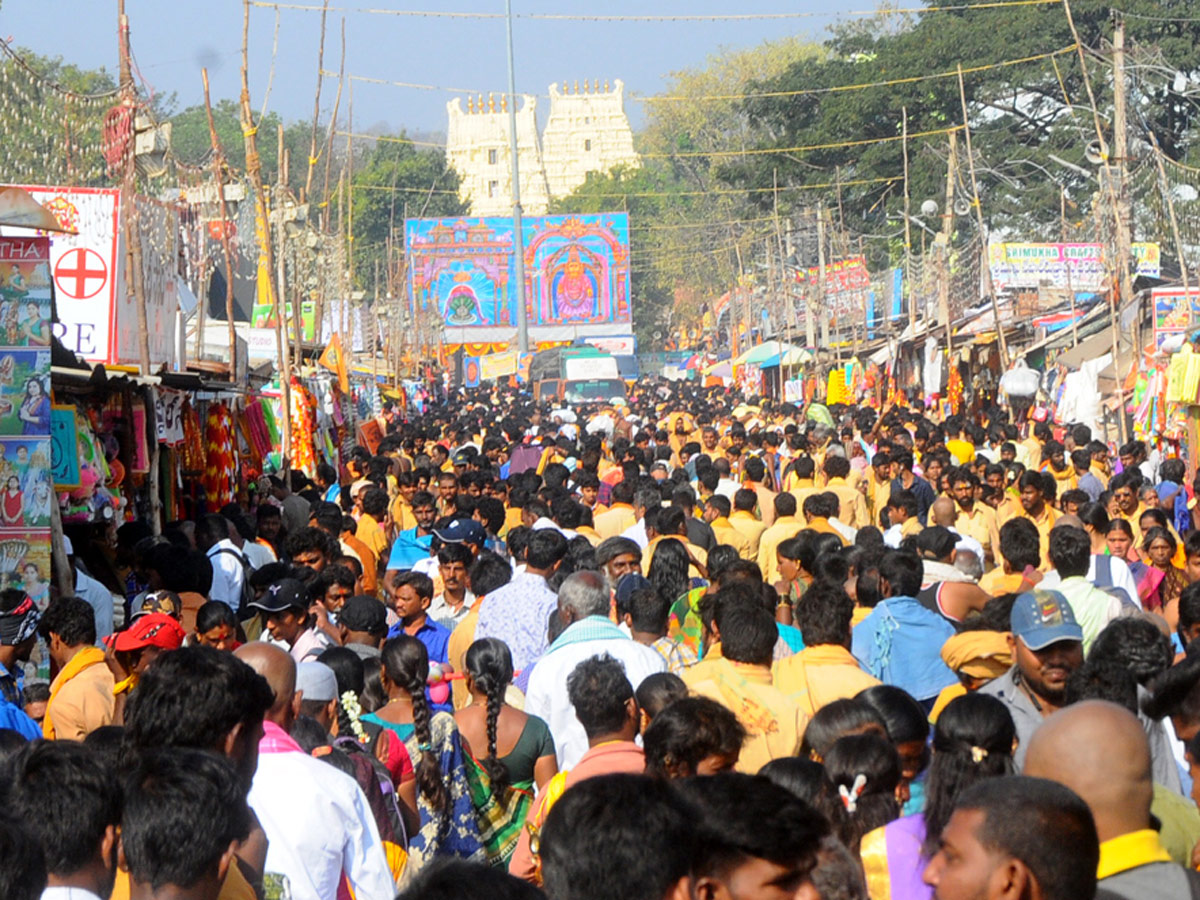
top-left (12, 378), bottom-right (1200, 900)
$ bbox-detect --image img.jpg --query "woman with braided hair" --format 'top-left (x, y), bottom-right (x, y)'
top-left (455, 637), bottom-right (558, 866)
top-left (361, 635), bottom-right (486, 878)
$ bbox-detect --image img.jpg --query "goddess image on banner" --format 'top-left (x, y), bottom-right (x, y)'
top-left (405, 213), bottom-right (631, 344)
top-left (0, 437), bottom-right (50, 528)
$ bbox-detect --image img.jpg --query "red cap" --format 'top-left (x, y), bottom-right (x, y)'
top-left (106, 613), bottom-right (187, 653)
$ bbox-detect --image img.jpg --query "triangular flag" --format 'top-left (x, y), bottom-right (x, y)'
top-left (319, 333), bottom-right (350, 394)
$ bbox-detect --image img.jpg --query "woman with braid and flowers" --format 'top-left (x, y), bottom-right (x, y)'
top-left (455, 638), bottom-right (558, 865)
top-left (361, 635), bottom-right (486, 877)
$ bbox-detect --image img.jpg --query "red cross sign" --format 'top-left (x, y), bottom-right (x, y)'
top-left (54, 247), bottom-right (108, 300)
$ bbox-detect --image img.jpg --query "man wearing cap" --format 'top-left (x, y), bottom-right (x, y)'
top-left (249, 578), bottom-right (333, 665)
top-left (296, 660), bottom-right (341, 732)
top-left (106, 612), bottom-right (186, 725)
top-left (337, 595), bottom-right (388, 660)
top-left (428, 521), bottom-right (484, 629)
top-left (979, 589), bottom-right (1085, 768)
top-left (0, 588), bottom-right (41, 739)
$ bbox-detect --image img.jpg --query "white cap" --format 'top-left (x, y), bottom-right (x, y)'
top-left (296, 661), bottom-right (338, 703)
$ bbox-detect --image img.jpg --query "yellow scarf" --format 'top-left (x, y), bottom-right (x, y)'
top-left (44, 646), bottom-right (107, 739)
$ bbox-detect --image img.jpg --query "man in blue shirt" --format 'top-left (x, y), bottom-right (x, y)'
top-left (852, 549), bottom-right (957, 707)
top-left (385, 570), bottom-right (452, 712)
top-left (0, 590), bottom-right (43, 740)
top-left (890, 451), bottom-right (937, 526)
top-left (385, 490), bottom-right (437, 571)
top-left (386, 570), bottom-right (450, 665)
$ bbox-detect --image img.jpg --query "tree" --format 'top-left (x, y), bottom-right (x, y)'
top-left (725, 0), bottom-right (1200, 265)
top-left (0, 48), bottom-right (117, 187)
top-left (350, 136), bottom-right (467, 292)
top-left (552, 36), bottom-right (825, 349)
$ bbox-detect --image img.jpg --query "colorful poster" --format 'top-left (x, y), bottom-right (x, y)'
top-left (50, 405), bottom-right (81, 489)
top-left (0, 348), bottom-right (51, 435)
top-left (0, 438), bottom-right (51, 528)
top-left (0, 237), bottom-right (54, 348)
top-left (0, 529), bottom-right (52, 609)
top-left (251, 300), bottom-right (317, 342)
top-left (405, 213), bottom-right (631, 342)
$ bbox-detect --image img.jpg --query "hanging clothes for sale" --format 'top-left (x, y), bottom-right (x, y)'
top-left (202, 402), bottom-right (238, 508)
top-left (290, 377), bottom-right (318, 477)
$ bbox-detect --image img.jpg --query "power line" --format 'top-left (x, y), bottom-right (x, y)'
top-left (341, 126), bottom-right (962, 160)
top-left (349, 173), bottom-right (904, 199)
top-left (324, 45), bottom-right (1076, 104)
top-left (250, 0), bottom-right (1062, 20)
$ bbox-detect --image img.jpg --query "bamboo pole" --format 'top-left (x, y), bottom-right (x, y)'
top-left (303, 0), bottom-right (331, 204)
top-left (957, 64), bottom-right (1008, 369)
top-left (239, 0), bottom-right (292, 464)
top-left (201, 67), bottom-right (238, 384)
top-left (1061, 187), bottom-right (1080, 348)
top-left (902, 108), bottom-right (914, 336)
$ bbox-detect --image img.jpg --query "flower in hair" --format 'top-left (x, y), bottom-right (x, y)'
top-left (970, 745), bottom-right (988, 764)
top-left (838, 773), bottom-right (868, 813)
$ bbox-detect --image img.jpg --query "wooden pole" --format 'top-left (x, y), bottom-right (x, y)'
top-left (1061, 187), bottom-right (1080, 348)
top-left (201, 67), bottom-right (238, 384)
top-left (902, 108), bottom-right (914, 335)
top-left (1149, 132), bottom-right (1191, 300)
top-left (957, 64), bottom-right (1008, 369)
top-left (303, 0), bottom-right (331, 204)
top-left (939, 132), bottom-right (957, 358)
top-left (1062, 0), bottom-right (1128, 443)
top-left (320, 19), bottom-right (346, 233)
top-left (274, 128), bottom-right (293, 468)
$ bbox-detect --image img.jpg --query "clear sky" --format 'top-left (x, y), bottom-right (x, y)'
top-left (2, 0), bottom-right (848, 136)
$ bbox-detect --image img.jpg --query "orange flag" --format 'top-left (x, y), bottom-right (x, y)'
top-left (319, 333), bottom-right (350, 394)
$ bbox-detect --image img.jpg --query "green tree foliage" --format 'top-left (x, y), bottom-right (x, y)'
top-left (168, 101), bottom-right (313, 194)
top-left (350, 137), bottom-right (467, 290)
top-left (725, 0), bottom-right (1200, 261)
top-left (0, 48), bottom-right (118, 187)
top-left (553, 36), bottom-right (823, 348)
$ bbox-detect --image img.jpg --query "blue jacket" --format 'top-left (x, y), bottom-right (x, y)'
top-left (852, 596), bottom-right (958, 702)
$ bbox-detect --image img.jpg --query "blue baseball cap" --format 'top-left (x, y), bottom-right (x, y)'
top-left (614, 573), bottom-right (651, 611)
top-left (1010, 590), bottom-right (1083, 651)
top-left (433, 517), bottom-right (487, 547)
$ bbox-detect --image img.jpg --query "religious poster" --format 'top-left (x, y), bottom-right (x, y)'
top-left (0, 437), bottom-right (51, 528)
top-left (0, 529), bottom-right (52, 609)
top-left (0, 236), bottom-right (53, 348)
top-left (405, 213), bottom-right (631, 344)
top-left (0, 348), bottom-right (51, 435)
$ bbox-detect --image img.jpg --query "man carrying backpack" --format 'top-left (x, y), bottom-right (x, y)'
top-left (198, 514), bottom-right (250, 613)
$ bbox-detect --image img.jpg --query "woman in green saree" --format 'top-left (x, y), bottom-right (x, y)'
top-left (454, 638), bottom-right (558, 866)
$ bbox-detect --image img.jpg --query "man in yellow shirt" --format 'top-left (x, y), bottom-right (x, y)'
top-left (729, 490), bottom-right (767, 560)
top-left (804, 493), bottom-right (851, 546)
top-left (683, 598), bottom-right (806, 774)
top-left (594, 480), bottom-right (638, 540)
top-left (823, 455), bottom-right (870, 529)
top-left (757, 493), bottom-right (805, 584)
top-left (355, 487), bottom-right (391, 578)
top-left (944, 418), bottom-right (976, 465)
top-left (1011, 471), bottom-right (1059, 568)
top-left (705, 495), bottom-right (754, 559)
top-left (1023, 701), bottom-right (1196, 896)
top-left (773, 581), bottom-right (881, 717)
top-left (977, 517), bottom-right (1043, 597)
top-left (952, 469), bottom-right (1000, 569)
top-left (867, 450), bottom-right (893, 528)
